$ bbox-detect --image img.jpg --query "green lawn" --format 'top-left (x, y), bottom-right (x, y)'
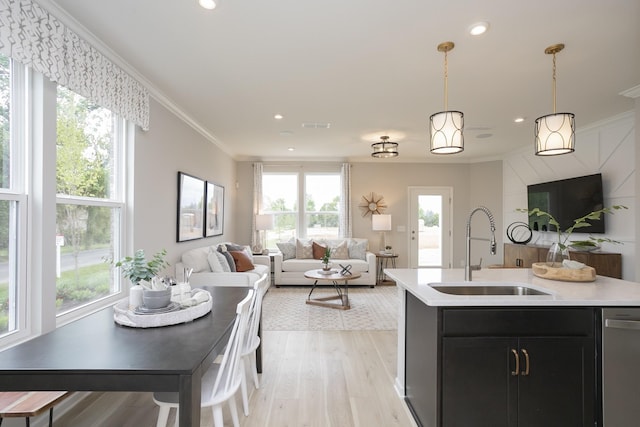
top-left (1, 262), bottom-right (115, 332)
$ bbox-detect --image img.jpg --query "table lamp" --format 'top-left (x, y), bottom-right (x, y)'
top-left (372, 214), bottom-right (392, 252)
top-left (255, 214), bottom-right (273, 254)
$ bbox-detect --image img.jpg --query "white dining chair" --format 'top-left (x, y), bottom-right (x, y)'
top-left (239, 275), bottom-right (269, 416)
top-left (152, 289), bottom-right (254, 427)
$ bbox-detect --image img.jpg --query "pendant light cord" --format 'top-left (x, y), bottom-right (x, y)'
top-left (551, 52), bottom-right (557, 114)
top-left (443, 49), bottom-right (449, 111)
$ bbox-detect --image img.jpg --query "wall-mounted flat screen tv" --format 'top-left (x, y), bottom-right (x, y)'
top-left (527, 173), bottom-right (605, 233)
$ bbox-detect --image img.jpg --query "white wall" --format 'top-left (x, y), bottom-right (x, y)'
top-left (132, 98), bottom-right (238, 269)
top-left (503, 112), bottom-right (636, 280)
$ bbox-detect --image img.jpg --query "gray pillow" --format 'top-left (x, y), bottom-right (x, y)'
top-left (276, 242), bottom-right (296, 260)
top-left (208, 248), bottom-right (228, 272)
top-left (217, 244), bottom-right (236, 272)
top-left (225, 243), bottom-right (245, 252)
top-left (348, 240), bottom-right (367, 260)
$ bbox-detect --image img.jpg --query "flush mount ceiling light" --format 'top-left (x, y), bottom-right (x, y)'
top-left (199, 0), bottom-right (216, 9)
top-left (371, 136), bottom-right (399, 158)
top-left (468, 21), bottom-right (489, 36)
top-left (430, 41), bottom-right (464, 154)
top-left (534, 43), bottom-right (575, 156)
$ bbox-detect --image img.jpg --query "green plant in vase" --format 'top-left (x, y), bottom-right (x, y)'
top-left (321, 247), bottom-right (331, 271)
top-left (112, 249), bottom-right (169, 287)
top-left (518, 205), bottom-right (626, 266)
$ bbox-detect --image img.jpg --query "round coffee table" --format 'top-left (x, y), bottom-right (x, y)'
top-left (304, 269), bottom-right (362, 310)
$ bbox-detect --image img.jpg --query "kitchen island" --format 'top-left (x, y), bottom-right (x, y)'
top-left (385, 267), bottom-right (640, 427)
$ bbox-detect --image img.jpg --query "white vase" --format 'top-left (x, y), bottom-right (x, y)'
top-left (546, 242), bottom-right (570, 268)
top-left (129, 284), bottom-right (144, 310)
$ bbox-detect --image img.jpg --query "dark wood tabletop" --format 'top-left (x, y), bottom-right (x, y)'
top-left (0, 286), bottom-right (250, 427)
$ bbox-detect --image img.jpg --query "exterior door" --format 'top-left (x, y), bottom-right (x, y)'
top-left (408, 187), bottom-right (452, 268)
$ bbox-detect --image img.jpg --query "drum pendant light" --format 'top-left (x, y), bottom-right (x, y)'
top-left (534, 43), bottom-right (575, 156)
top-left (430, 41), bottom-right (464, 154)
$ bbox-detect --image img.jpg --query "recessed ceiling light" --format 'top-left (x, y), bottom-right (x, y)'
top-left (468, 21), bottom-right (489, 36)
top-left (274, 114), bottom-right (283, 120)
top-left (199, 0), bottom-right (216, 9)
top-left (514, 117), bottom-right (525, 123)
top-left (287, 147), bottom-right (295, 151)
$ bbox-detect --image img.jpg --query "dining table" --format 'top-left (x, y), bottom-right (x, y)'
top-left (0, 285), bottom-right (253, 427)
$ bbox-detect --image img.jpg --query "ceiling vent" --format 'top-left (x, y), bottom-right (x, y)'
top-left (301, 122), bottom-right (331, 129)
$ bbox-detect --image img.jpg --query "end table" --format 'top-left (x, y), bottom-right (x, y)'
top-left (375, 253), bottom-right (398, 285)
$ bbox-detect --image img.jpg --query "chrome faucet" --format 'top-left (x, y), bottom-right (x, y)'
top-left (465, 206), bottom-right (497, 281)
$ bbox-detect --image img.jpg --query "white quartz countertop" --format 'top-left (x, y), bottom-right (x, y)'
top-left (384, 268), bottom-right (640, 307)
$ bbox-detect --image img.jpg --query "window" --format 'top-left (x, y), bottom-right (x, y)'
top-left (0, 53), bottom-right (26, 338)
top-left (304, 174), bottom-right (340, 240)
top-left (262, 169), bottom-right (341, 246)
top-left (262, 173), bottom-right (298, 245)
top-left (55, 86), bottom-right (124, 315)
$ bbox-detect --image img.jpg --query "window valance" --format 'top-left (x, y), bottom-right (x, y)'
top-left (0, 0), bottom-right (150, 130)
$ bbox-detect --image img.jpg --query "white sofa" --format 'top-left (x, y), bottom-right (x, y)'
top-left (175, 243), bottom-right (270, 287)
top-left (273, 238), bottom-right (376, 287)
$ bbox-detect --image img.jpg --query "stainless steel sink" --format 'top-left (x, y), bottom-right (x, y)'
top-left (430, 283), bottom-right (551, 296)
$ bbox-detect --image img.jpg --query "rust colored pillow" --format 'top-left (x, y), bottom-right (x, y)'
top-left (312, 241), bottom-right (327, 260)
top-left (230, 250), bottom-right (255, 272)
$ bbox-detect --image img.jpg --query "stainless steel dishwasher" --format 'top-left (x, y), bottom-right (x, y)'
top-left (602, 308), bottom-right (640, 426)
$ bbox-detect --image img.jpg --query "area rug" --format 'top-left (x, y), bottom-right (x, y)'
top-left (262, 285), bottom-right (399, 331)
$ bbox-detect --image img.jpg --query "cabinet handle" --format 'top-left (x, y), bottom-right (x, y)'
top-left (520, 349), bottom-right (530, 376)
top-left (511, 349), bottom-right (519, 376)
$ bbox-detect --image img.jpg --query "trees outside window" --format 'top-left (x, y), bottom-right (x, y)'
top-left (55, 86), bottom-right (123, 314)
top-left (262, 171), bottom-right (340, 248)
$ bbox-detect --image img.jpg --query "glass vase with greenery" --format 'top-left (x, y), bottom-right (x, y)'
top-left (518, 205), bottom-right (627, 250)
top-left (321, 247), bottom-right (331, 270)
top-left (518, 206), bottom-right (626, 266)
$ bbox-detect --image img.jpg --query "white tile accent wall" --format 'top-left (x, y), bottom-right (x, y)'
top-left (503, 112), bottom-right (636, 280)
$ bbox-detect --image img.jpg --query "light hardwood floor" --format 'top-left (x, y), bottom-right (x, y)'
top-left (54, 330), bottom-right (416, 427)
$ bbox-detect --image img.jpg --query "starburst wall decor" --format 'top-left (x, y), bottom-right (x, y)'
top-left (359, 192), bottom-right (387, 217)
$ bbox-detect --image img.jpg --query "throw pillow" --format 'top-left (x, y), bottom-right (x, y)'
top-left (348, 240), bottom-right (368, 260)
top-left (181, 248), bottom-right (211, 273)
top-left (225, 243), bottom-right (255, 262)
top-left (312, 241), bottom-right (327, 260)
top-left (225, 243), bottom-right (245, 252)
top-left (217, 244), bottom-right (236, 272)
top-left (242, 245), bottom-right (255, 262)
top-left (330, 240), bottom-right (349, 259)
top-left (230, 250), bottom-right (255, 272)
top-left (296, 238), bottom-right (313, 259)
top-left (213, 250), bottom-right (231, 272)
top-left (276, 242), bottom-right (296, 260)
top-left (207, 248), bottom-right (225, 272)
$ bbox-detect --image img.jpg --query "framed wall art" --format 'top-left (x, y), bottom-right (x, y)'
top-left (177, 172), bottom-right (205, 242)
top-left (205, 181), bottom-right (224, 237)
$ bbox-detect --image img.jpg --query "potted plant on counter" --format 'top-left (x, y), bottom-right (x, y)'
top-left (110, 249), bottom-right (169, 309)
top-left (518, 206), bottom-right (627, 267)
top-left (113, 249), bottom-right (169, 287)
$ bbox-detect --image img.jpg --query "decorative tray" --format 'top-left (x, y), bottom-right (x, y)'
top-left (317, 269), bottom-right (338, 275)
top-left (113, 289), bottom-right (212, 328)
top-left (531, 262), bottom-right (596, 282)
